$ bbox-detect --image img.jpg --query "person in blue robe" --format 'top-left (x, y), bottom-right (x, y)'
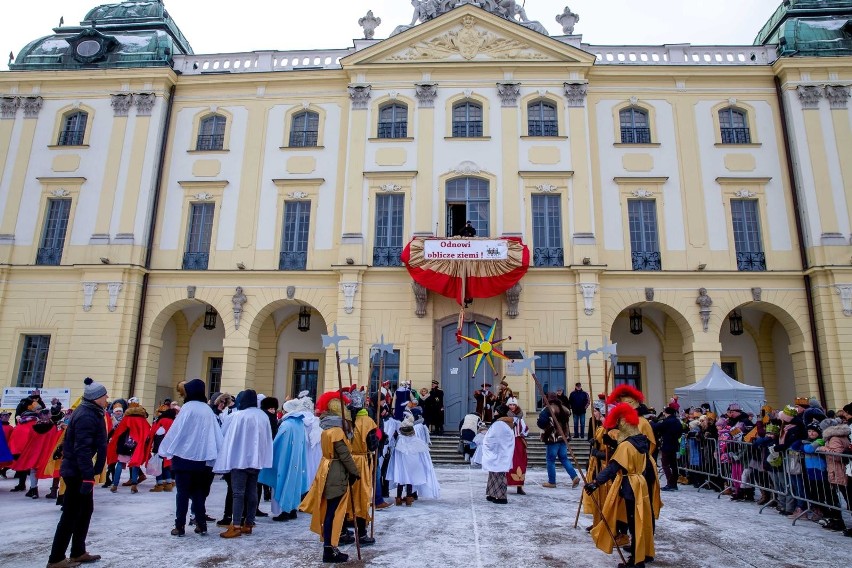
top-left (259, 398), bottom-right (310, 522)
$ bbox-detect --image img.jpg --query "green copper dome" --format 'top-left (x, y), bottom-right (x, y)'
top-left (754, 0), bottom-right (852, 56)
top-left (11, 0), bottom-right (193, 71)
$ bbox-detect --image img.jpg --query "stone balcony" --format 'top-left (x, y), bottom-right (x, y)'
top-left (173, 42), bottom-right (778, 76)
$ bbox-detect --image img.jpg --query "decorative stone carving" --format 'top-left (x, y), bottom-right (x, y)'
top-left (348, 85), bottom-right (372, 110)
top-left (463, 89), bottom-right (474, 99)
top-left (751, 287), bottom-right (762, 302)
top-left (797, 85), bottom-right (823, 109)
top-left (836, 285), bottom-right (852, 316)
top-left (232, 286), bottom-right (247, 330)
top-left (535, 184), bottom-right (558, 193)
top-left (110, 94), bottom-right (133, 116)
top-left (506, 283), bottom-right (522, 318)
top-left (645, 287), bottom-right (654, 302)
top-left (286, 285), bottom-right (296, 299)
top-left (51, 189), bottom-right (71, 198)
top-left (401, 0), bottom-right (545, 33)
top-left (358, 10), bottom-right (382, 39)
top-left (286, 192), bottom-right (309, 199)
top-left (107, 282), bottom-right (122, 312)
top-left (555, 6), bottom-right (580, 34)
top-left (82, 282), bottom-right (98, 312)
top-left (0, 96), bottom-right (18, 119)
top-left (415, 83), bottom-right (438, 108)
top-left (379, 183), bottom-right (402, 193)
top-left (133, 93), bottom-right (156, 116)
top-left (193, 192), bottom-right (214, 201)
top-left (631, 189), bottom-right (654, 198)
top-left (388, 16), bottom-right (550, 61)
top-left (20, 96), bottom-right (43, 118)
top-left (728, 97), bottom-right (737, 106)
top-left (497, 82), bottom-right (521, 107)
top-left (341, 282), bottom-right (359, 315)
top-left (412, 282), bottom-right (428, 318)
top-left (733, 189), bottom-right (756, 198)
top-left (825, 85), bottom-right (851, 109)
top-left (579, 283), bottom-right (597, 316)
top-left (451, 161), bottom-right (482, 175)
top-left (186, 285), bottom-right (196, 299)
top-left (629, 96), bottom-right (639, 105)
top-left (696, 287), bottom-right (713, 332)
top-left (563, 82), bottom-right (588, 107)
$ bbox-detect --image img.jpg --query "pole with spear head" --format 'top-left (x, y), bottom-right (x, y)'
top-left (513, 348), bottom-right (626, 565)
top-left (367, 335), bottom-right (394, 539)
top-left (574, 340), bottom-right (600, 528)
top-left (321, 324), bottom-right (361, 561)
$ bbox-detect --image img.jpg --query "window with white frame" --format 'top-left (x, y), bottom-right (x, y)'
top-left (373, 193), bottom-right (404, 267)
top-left (531, 194), bottom-right (563, 267)
top-left (628, 199), bottom-right (661, 270)
top-left (280, 201), bottom-right (310, 270)
top-left (731, 199), bottom-right (765, 271)
top-left (183, 202), bottom-right (215, 270)
top-left (446, 177), bottom-right (489, 237)
top-left (36, 198), bottom-right (71, 266)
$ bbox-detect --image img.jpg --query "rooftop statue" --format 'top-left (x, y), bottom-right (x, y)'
top-left (394, 0), bottom-right (548, 36)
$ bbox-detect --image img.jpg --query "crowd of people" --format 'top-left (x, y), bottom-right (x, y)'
top-left (0, 378), bottom-right (441, 567)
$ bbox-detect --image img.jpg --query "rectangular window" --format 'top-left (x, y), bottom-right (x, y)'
top-left (373, 194), bottom-right (404, 267)
top-left (628, 199), bottom-right (661, 270)
top-left (207, 357), bottom-right (223, 394)
top-left (446, 178), bottom-right (489, 237)
top-left (531, 194), bottom-right (563, 267)
top-left (370, 349), bottom-right (400, 396)
top-left (535, 351), bottom-right (566, 408)
top-left (293, 358), bottom-right (320, 402)
top-left (280, 201), bottom-right (310, 270)
top-left (36, 199), bottom-right (72, 266)
top-left (731, 199), bottom-right (765, 271)
top-left (183, 202), bottom-right (215, 270)
top-left (721, 361), bottom-right (738, 380)
top-left (17, 335), bottom-right (51, 388)
top-left (614, 362), bottom-right (642, 391)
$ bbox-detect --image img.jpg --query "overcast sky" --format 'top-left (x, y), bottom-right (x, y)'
top-left (3, 0), bottom-right (782, 68)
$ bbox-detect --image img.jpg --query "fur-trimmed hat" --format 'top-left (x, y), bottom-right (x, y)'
top-left (214, 392), bottom-right (234, 408)
top-left (604, 402), bottom-right (639, 430)
top-left (260, 397), bottom-right (279, 412)
top-left (606, 385), bottom-right (645, 406)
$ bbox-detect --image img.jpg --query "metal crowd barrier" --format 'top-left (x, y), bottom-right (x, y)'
top-left (677, 435), bottom-right (722, 492)
top-left (676, 435), bottom-right (852, 529)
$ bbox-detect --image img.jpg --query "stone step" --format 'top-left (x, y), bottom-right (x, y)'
top-left (426, 435), bottom-right (590, 467)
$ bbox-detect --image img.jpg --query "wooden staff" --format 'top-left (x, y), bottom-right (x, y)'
top-left (333, 349), bottom-right (361, 561)
top-left (370, 348), bottom-right (386, 540)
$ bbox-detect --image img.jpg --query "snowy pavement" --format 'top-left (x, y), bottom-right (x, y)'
top-left (0, 466), bottom-right (846, 568)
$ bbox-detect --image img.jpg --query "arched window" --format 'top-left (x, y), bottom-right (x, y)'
top-left (719, 108), bottom-right (750, 144)
top-left (58, 111), bottom-right (88, 146)
top-left (528, 101), bottom-right (557, 136)
top-left (452, 102), bottom-right (483, 137)
top-left (289, 111), bottom-right (319, 147)
top-left (619, 107), bottom-right (650, 144)
top-left (378, 103), bottom-right (408, 139)
top-left (196, 114), bottom-right (226, 151)
top-left (446, 177), bottom-right (489, 237)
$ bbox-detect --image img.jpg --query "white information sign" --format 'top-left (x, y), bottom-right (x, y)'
top-left (423, 239), bottom-right (509, 260)
top-left (1, 387), bottom-right (72, 410)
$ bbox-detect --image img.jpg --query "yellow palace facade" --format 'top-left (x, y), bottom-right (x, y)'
top-left (0, 0), bottom-right (850, 427)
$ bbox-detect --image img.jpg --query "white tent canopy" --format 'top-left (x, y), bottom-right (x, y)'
top-left (674, 362), bottom-right (766, 417)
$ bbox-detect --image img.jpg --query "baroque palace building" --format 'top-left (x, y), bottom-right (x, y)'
top-left (0, 0), bottom-right (851, 427)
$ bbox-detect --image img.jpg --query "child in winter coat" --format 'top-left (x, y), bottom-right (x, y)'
top-left (792, 421), bottom-right (835, 523)
top-left (107, 404), bottom-right (150, 493)
top-left (816, 418), bottom-right (851, 531)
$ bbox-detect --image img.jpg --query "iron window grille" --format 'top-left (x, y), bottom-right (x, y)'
top-left (280, 201), bottom-right (310, 270)
top-left (719, 108), bottom-right (751, 144)
top-left (619, 107), bottom-right (651, 144)
top-left (532, 194), bottom-right (563, 267)
top-left (183, 202), bottom-right (214, 270)
top-left (36, 198), bottom-right (72, 266)
top-left (628, 199), bottom-right (661, 270)
top-left (378, 104), bottom-right (408, 139)
top-left (290, 111), bottom-right (319, 147)
top-left (731, 199), bottom-right (765, 271)
top-left (374, 193), bottom-right (404, 266)
top-left (196, 114), bottom-right (226, 151)
top-left (58, 112), bottom-right (87, 146)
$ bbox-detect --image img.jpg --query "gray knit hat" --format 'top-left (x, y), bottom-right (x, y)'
top-left (83, 377), bottom-right (107, 401)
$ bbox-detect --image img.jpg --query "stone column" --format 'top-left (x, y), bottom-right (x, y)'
top-left (498, 82), bottom-right (521, 235)
top-left (414, 83), bottom-right (437, 235)
top-left (682, 341), bottom-right (722, 384)
top-left (221, 336), bottom-right (258, 394)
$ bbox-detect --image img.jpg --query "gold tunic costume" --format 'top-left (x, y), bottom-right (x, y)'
top-left (351, 411), bottom-right (378, 520)
top-left (582, 426), bottom-right (611, 526)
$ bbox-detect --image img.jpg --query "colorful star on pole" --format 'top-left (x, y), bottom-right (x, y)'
top-left (459, 320), bottom-right (512, 376)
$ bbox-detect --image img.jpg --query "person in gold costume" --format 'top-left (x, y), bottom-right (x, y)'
top-left (585, 403), bottom-right (656, 568)
top-left (346, 388), bottom-right (379, 547)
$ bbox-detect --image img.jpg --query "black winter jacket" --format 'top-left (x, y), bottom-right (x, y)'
top-left (60, 399), bottom-right (107, 481)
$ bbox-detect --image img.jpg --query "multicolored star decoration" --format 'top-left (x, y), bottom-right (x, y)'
top-left (459, 320), bottom-right (512, 377)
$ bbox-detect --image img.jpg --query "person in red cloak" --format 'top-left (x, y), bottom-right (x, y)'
top-left (107, 402), bottom-right (150, 493)
top-left (9, 407), bottom-right (61, 498)
top-left (146, 407), bottom-right (177, 492)
top-left (0, 410), bottom-right (14, 476)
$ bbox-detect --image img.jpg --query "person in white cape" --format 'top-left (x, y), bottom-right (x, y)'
top-left (214, 389), bottom-right (273, 538)
top-left (387, 411), bottom-right (440, 505)
top-left (297, 392), bottom-right (322, 484)
top-left (158, 379), bottom-right (223, 537)
top-left (473, 405), bottom-right (516, 504)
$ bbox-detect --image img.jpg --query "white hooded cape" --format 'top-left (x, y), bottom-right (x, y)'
top-left (159, 400), bottom-right (223, 466)
top-left (213, 407), bottom-right (273, 473)
top-left (476, 419), bottom-right (515, 473)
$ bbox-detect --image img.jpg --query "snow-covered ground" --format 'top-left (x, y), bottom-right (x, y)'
top-left (0, 466), bottom-right (846, 567)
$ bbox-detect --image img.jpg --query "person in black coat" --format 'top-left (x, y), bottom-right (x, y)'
top-left (428, 380), bottom-right (445, 435)
top-left (653, 407), bottom-right (683, 490)
top-left (47, 378), bottom-right (109, 568)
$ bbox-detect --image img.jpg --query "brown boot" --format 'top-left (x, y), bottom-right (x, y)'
top-left (219, 525), bottom-right (242, 539)
top-left (405, 496), bottom-right (414, 506)
top-left (395, 497), bottom-right (403, 506)
top-left (163, 482), bottom-right (174, 492)
top-left (240, 524), bottom-right (253, 535)
top-left (149, 484), bottom-right (163, 493)
top-left (130, 484), bottom-right (138, 494)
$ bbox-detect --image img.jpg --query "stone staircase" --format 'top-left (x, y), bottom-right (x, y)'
top-left (428, 433), bottom-right (590, 469)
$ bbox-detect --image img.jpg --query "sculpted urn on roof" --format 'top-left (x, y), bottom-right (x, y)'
top-left (394, 0), bottom-right (548, 36)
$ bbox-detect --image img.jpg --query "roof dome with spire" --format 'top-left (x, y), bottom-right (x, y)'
top-left (11, 0), bottom-right (193, 71)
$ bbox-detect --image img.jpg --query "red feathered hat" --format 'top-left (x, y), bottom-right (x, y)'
top-left (316, 391), bottom-right (351, 414)
top-left (604, 402), bottom-right (640, 430)
top-left (606, 384), bottom-right (645, 405)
